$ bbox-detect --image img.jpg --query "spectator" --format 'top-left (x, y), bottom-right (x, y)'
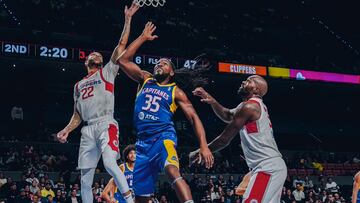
top-left (325, 177), bottom-right (339, 193)
top-left (0, 173), bottom-right (6, 188)
top-left (41, 182), bottom-right (55, 198)
top-left (11, 105), bottom-right (23, 121)
top-left (55, 176), bottom-right (66, 191)
top-left (305, 190), bottom-right (315, 203)
top-left (223, 189), bottom-right (233, 203)
top-left (30, 179), bottom-right (40, 195)
top-left (47, 194), bottom-right (56, 203)
top-left (23, 185), bottom-right (31, 199)
top-left (326, 193), bottom-right (335, 203)
top-left (227, 175), bottom-right (235, 189)
top-left (215, 175), bottom-right (226, 189)
top-left (210, 185), bottom-right (220, 202)
top-left (159, 195), bottom-right (168, 203)
top-left (293, 176), bottom-right (305, 189)
top-left (60, 190), bottom-right (67, 202)
top-left (54, 190), bottom-right (62, 202)
top-left (304, 176), bottom-right (314, 190)
top-left (333, 192), bottom-right (342, 203)
top-left (17, 174), bottom-right (28, 190)
top-left (320, 190), bottom-right (328, 202)
top-left (200, 190), bottom-right (212, 203)
top-left (26, 173), bottom-right (39, 185)
top-left (7, 182), bottom-right (18, 203)
top-left (292, 183), bottom-right (305, 203)
top-left (0, 177), bottom-right (14, 198)
top-left (66, 189), bottom-right (81, 203)
top-left (32, 194), bottom-right (42, 203)
top-left (16, 188), bottom-right (30, 203)
top-left (71, 183), bottom-right (81, 197)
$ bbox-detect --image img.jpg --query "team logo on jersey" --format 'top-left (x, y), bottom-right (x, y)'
top-left (171, 156), bottom-right (178, 162)
top-left (250, 199), bottom-right (258, 203)
top-left (138, 112), bottom-right (145, 120)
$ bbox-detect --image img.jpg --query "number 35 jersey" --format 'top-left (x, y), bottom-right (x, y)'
top-left (74, 61), bottom-right (119, 122)
top-left (134, 78), bottom-right (178, 140)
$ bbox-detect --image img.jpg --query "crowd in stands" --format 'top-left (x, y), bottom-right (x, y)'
top-left (0, 169), bottom-right (353, 202)
top-left (0, 142), bottom-right (358, 202)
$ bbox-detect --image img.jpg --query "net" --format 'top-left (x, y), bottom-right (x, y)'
top-left (133, 0), bottom-right (166, 7)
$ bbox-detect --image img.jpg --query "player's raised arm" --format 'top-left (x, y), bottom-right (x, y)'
top-left (189, 102), bottom-right (260, 164)
top-left (118, 22), bottom-right (158, 83)
top-left (175, 87), bottom-right (214, 169)
top-left (111, 2), bottom-right (140, 64)
top-left (193, 87), bottom-right (234, 123)
top-left (208, 102), bottom-right (260, 152)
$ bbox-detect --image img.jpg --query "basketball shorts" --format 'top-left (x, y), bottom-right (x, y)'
top-left (78, 117), bottom-right (120, 169)
top-left (133, 132), bottom-right (178, 196)
top-left (242, 157), bottom-right (287, 203)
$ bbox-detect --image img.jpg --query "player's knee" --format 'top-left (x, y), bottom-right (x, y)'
top-left (81, 178), bottom-right (92, 189)
top-left (164, 164), bottom-right (180, 180)
top-left (102, 156), bottom-right (117, 174)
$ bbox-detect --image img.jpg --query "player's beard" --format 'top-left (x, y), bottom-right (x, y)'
top-left (154, 72), bottom-right (169, 83)
top-left (237, 85), bottom-right (251, 99)
top-left (87, 59), bottom-right (103, 69)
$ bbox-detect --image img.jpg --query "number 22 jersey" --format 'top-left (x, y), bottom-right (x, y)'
top-left (74, 61), bottom-right (119, 122)
top-left (134, 78), bottom-right (177, 140)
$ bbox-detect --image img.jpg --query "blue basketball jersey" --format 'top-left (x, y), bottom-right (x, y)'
top-left (134, 78), bottom-right (177, 139)
top-left (114, 163), bottom-right (134, 202)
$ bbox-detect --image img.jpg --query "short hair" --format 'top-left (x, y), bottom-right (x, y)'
top-left (123, 144), bottom-right (136, 163)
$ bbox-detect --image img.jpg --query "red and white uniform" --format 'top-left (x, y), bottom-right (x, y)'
top-left (239, 97), bottom-right (287, 203)
top-left (74, 61), bottom-right (120, 169)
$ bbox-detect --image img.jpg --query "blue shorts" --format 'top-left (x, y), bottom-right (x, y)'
top-left (133, 133), bottom-right (178, 196)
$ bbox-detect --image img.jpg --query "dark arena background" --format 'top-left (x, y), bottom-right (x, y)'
top-left (1, 0), bottom-right (360, 202)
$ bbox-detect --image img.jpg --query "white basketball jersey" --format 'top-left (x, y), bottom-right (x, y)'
top-left (239, 97), bottom-right (282, 169)
top-left (74, 61), bottom-right (119, 122)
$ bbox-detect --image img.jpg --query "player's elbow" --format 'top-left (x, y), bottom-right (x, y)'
top-left (117, 54), bottom-right (130, 66)
top-left (187, 113), bottom-right (199, 126)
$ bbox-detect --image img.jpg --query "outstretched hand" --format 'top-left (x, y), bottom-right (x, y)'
top-left (141, 22), bottom-right (158, 41)
top-left (124, 1), bottom-right (140, 18)
top-left (56, 129), bottom-right (69, 143)
top-left (192, 87), bottom-right (216, 104)
top-left (189, 147), bottom-right (214, 169)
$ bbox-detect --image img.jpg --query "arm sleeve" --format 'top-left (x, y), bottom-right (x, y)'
top-left (102, 61), bottom-right (120, 83)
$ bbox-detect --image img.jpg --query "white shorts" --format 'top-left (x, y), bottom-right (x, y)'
top-left (242, 157), bottom-right (287, 203)
top-left (78, 118), bottom-right (120, 169)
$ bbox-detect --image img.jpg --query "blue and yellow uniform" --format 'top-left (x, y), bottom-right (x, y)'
top-left (133, 78), bottom-right (179, 196)
top-left (357, 185), bottom-right (360, 203)
top-left (114, 163), bottom-right (134, 203)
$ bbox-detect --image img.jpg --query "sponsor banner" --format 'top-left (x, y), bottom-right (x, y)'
top-left (268, 67), bottom-right (290, 78)
top-left (218, 62), bottom-right (267, 76)
top-left (289, 69), bottom-right (360, 84)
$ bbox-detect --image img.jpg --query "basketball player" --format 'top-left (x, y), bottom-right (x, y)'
top-left (117, 22), bottom-right (214, 203)
top-left (56, 3), bottom-right (139, 203)
top-left (190, 75), bottom-right (287, 203)
top-left (102, 145), bottom-right (136, 203)
top-left (352, 171), bottom-right (360, 203)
